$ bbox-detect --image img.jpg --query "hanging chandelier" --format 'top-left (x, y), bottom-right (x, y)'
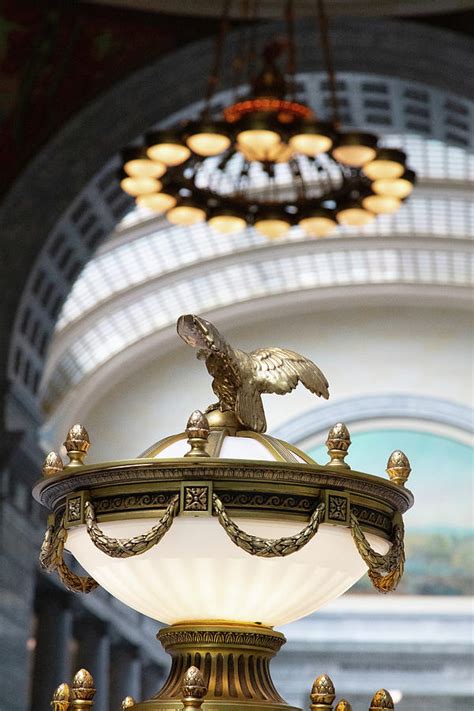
top-left (35, 313), bottom-right (414, 711)
top-left (118, 1), bottom-right (416, 239)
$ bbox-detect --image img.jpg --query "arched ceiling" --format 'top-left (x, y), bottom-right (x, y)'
top-left (5, 20), bottom-right (473, 430)
top-left (41, 118), bottom-right (474, 423)
top-left (87, 1), bottom-right (474, 19)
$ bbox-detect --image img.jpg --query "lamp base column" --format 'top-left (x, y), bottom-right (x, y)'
top-left (134, 622), bottom-right (301, 711)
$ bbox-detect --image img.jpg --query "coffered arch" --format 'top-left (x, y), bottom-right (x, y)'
top-left (2, 17), bottom-right (473, 429)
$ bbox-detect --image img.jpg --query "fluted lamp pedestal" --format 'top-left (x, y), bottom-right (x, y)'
top-left (145, 622), bottom-right (296, 711)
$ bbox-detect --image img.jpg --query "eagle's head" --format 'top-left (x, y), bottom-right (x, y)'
top-left (177, 314), bottom-right (226, 359)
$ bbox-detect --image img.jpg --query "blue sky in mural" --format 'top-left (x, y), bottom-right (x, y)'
top-left (310, 429), bottom-right (473, 594)
top-left (309, 429), bottom-right (473, 531)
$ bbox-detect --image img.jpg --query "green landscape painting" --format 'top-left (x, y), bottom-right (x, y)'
top-left (309, 428), bottom-right (473, 596)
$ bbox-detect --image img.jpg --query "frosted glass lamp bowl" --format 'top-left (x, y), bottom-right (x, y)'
top-left (34, 422), bottom-right (412, 711)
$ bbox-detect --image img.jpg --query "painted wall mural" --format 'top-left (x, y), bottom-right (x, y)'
top-left (310, 429), bottom-right (473, 596)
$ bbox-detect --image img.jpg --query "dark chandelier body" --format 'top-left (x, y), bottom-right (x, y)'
top-left (119, 1), bottom-right (416, 240)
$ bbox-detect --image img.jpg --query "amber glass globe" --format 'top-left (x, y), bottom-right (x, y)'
top-left (167, 203), bottom-right (206, 226)
top-left (136, 192), bottom-right (178, 213)
top-left (299, 215), bottom-right (337, 237)
top-left (332, 132), bottom-right (378, 168)
top-left (363, 149), bottom-right (406, 180)
top-left (362, 194), bottom-right (401, 214)
top-left (254, 217), bottom-right (291, 238)
top-left (208, 214), bottom-right (247, 234)
top-left (120, 176), bottom-right (162, 197)
top-left (337, 204), bottom-right (375, 226)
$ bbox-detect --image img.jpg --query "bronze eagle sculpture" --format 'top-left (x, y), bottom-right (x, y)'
top-left (177, 314), bottom-right (329, 433)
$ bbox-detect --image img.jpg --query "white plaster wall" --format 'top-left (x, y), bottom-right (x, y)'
top-left (76, 304), bottom-right (472, 462)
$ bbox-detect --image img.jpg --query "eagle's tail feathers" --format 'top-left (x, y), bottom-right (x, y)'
top-left (235, 383), bottom-right (267, 433)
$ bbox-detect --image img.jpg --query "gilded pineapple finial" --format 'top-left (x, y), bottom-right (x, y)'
top-left (184, 411), bottom-right (210, 458)
top-left (64, 425), bottom-right (90, 467)
top-left (182, 666), bottom-right (207, 709)
top-left (70, 669), bottom-right (95, 708)
top-left (326, 423), bottom-right (351, 468)
top-left (122, 697), bottom-right (136, 709)
top-left (43, 451), bottom-right (64, 477)
top-left (369, 689), bottom-right (395, 710)
top-left (51, 682), bottom-right (70, 711)
top-left (310, 673), bottom-right (336, 710)
top-left (335, 700), bottom-right (352, 711)
top-left (386, 450), bottom-right (411, 487)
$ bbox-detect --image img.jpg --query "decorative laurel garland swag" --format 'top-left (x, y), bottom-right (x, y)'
top-left (40, 493), bottom-right (404, 594)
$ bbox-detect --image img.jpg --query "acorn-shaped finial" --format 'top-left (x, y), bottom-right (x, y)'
top-left (386, 450), bottom-right (411, 486)
top-left (369, 689), bottom-right (395, 711)
top-left (64, 425), bottom-right (90, 466)
top-left (51, 682), bottom-right (70, 711)
top-left (184, 411), bottom-right (210, 458)
top-left (335, 700), bottom-right (352, 711)
top-left (310, 673), bottom-right (336, 709)
top-left (71, 669), bottom-right (95, 701)
top-left (42, 451), bottom-right (64, 477)
top-left (182, 666), bottom-right (207, 709)
top-left (121, 697), bottom-right (136, 709)
top-left (326, 423), bottom-right (351, 468)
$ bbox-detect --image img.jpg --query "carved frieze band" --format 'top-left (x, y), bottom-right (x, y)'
top-left (36, 462), bottom-right (412, 513)
top-left (62, 487), bottom-right (392, 537)
top-left (158, 628), bottom-right (285, 654)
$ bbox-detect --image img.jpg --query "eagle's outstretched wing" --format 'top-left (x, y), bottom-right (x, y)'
top-left (249, 348), bottom-right (329, 399)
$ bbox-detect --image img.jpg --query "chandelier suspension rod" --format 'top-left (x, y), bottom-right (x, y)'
top-left (316, 0), bottom-right (340, 128)
top-left (203, 0), bottom-right (231, 116)
top-left (246, 0), bottom-right (260, 86)
top-left (285, 0), bottom-right (297, 100)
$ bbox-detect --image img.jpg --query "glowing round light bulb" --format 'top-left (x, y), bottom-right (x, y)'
top-left (337, 206), bottom-right (375, 227)
top-left (363, 148), bottom-right (406, 180)
top-left (186, 132), bottom-right (231, 157)
top-left (166, 205), bottom-right (206, 226)
top-left (120, 176), bottom-right (162, 197)
top-left (299, 216), bottom-right (337, 237)
top-left (289, 133), bottom-right (333, 157)
top-left (332, 132), bottom-right (378, 168)
top-left (146, 143), bottom-right (191, 166)
top-left (123, 159), bottom-right (166, 179)
top-left (237, 129), bottom-right (281, 162)
top-left (372, 177), bottom-right (414, 199)
top-left (364, 159), bottom-right (405, 180)
top-left (362, 194), bottom-right (401, 214)
top-left (136, 192), bottom-right (177, 213)
top-left (254, 218), bottom-right (290, 239)
top-left (208, 214), bottom-right (247, 234)
top-left (333, 144), bottom-right (377, 168)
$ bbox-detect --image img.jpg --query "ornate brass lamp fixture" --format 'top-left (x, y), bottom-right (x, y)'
top-left (35, 313), bottom-right (413, 710)
top-left (118, 1), bottom-right (415, 239)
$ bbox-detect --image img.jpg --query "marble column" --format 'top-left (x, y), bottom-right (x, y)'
top-left (141, 662), bottom-right (167, 700)
top-left (30, 589), bottom-right (73, 710)
top-left (75, 617), bottom-right (110, 711)
top-left (110, 643), bottom-right (142, 709)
